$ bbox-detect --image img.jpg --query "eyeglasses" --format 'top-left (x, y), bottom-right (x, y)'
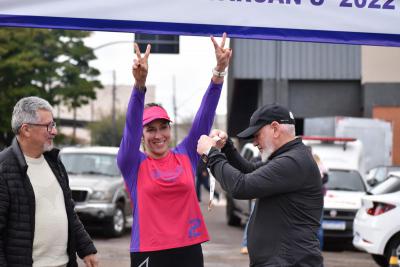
top-left (27, 121), bottom-right (57, 132)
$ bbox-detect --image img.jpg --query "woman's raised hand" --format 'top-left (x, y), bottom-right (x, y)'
top-left (211, 32), bottom-right (232, 73)
top-left (133, 43), bottom-right (151, 89)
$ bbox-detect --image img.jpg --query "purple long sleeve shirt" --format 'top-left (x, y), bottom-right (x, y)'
top-left (117, 80), bottom-right (222, 252)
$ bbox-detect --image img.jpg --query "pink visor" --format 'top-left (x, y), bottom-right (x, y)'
top-left (143, 106), bottom-right (172, 126)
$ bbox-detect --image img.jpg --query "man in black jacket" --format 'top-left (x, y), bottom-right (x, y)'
top-left (0, 96), bottom-right (98, 267)
top-left (197, 104), bottom-right (323, 267)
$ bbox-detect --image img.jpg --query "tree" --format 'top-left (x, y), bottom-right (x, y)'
top-left (0, 28), bottom-right (102, 147)
top-left (88, 112), bottom-right (126, 146)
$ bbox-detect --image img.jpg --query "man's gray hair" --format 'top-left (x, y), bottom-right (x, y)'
top-left (280, 124), bottom-right (296, 137)
top-left (11, 96), bottom-right (53, 134)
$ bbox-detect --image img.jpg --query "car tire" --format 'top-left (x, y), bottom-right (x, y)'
top-left (371, 254), bottom-right (388, 267)
top-left (226, 196), bottom-right (241, 226)
top-left (107, 203), bottom-right (126, 237)
top-left (383, 234), bottom-right (400, 267)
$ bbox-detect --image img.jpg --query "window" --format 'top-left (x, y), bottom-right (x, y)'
top-left (370, 176), bottom-right (400, 195)
top-left (326, 169), bottom-right (365, 192)
top-left (60, 153), bottom-right (120, 177)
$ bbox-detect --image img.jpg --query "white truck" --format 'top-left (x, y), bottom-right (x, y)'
top-left (304, 117), bottom-right (393, 176)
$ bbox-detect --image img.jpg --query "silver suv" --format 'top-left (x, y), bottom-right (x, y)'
top-left (60, 146), bottom-right (132, 237)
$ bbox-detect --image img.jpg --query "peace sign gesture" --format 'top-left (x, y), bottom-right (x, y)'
top-left (211, 32), bottom-right (232, 73)
top-left (132, 43), bottom-right (151, 89)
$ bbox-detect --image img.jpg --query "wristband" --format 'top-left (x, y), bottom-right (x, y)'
top-left (212, 68), bottom-right (227, 77)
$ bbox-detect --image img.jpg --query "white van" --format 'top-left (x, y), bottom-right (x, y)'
top-left (303, 136), bottom-right (367, 245)
top-left (302, 136), bottom-right (364, 174)
top-left (241, 136), bottom-right (364, 172)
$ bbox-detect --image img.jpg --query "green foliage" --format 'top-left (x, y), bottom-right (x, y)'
top-left (88, 112), bottom-right (126, 146)
top-left (0, 28), bottom-right (102, 147)
top-left (54, 132), bottom-right (86, 147)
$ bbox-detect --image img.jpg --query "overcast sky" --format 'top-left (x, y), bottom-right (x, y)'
top-left (84, 31), bottom-right (229, 122)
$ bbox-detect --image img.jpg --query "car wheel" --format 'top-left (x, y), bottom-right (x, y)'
top-left (371, 254), bottom-right (388, 267)
top-left (226, 195), bottom-right (241, 226)
top-left (107, 204), bottom-right (126, 237)
top-left (383, 234), bottom-right (400, 267)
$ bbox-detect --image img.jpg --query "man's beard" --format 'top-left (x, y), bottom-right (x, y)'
top-left (261, 148), bottom-right (273, 162)
top-left (260, 139), bottom-right (274, 162)
top-left (43, 140), bottom-right (54, 152)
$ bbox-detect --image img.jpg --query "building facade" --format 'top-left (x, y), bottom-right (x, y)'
top-left (227, 40), bottom-right (400, 164)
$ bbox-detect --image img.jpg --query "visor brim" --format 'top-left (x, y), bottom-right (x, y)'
top-left (237, 124), bottom-right (264, 139)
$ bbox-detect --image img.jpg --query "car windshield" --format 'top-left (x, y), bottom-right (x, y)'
top-left (60, 153), bottom-right (120, 177)
top-left (326, 169), bottom-right (365, 192)
top-left (369, 176), bottom-right (400, 195)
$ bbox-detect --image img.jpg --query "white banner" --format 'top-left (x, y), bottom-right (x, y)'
top-left (0, 0), bottom-right (399, 46)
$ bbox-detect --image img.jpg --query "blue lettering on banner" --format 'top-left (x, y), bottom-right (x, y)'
top-left (340, 0), bottom-right (394, 9)
top-left (368, 0), bottom-right (381, 8)
top-left (310, 0), bottom-right (324, 6)
top-left (382, 0), bottom-right (395, 9)
top-left (188, 218), bottom-right (201, 238)
top-left (339, 0), bottom-right (352, 7)
top-left (355, 0), bottom-right (367, 8)
top-left (219, 0), bottom-right (395, 9)
top-left (226, 0), bottom-right (301, 4)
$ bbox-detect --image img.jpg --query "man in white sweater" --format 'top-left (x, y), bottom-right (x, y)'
top-left (0, 96), bottom-right (98, 267)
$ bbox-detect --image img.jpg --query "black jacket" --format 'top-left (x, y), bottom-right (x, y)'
top-left (0, 138), bottom-right (97, 267)
top-left (208, 138), bottom-right (323, 267)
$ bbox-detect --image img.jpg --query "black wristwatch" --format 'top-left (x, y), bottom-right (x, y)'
top-left (201, 147), bottom-right (213, 163)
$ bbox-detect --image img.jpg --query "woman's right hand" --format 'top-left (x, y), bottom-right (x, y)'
top-left (133, 43), bottom-right (151, 89)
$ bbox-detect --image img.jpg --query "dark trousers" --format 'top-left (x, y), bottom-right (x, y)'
top-left (131, 244), bottom-right (204, 267)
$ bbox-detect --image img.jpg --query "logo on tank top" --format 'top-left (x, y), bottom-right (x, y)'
top-left (150, 165), bottom-right (183, 182)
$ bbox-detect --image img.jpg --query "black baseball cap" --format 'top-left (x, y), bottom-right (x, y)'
top-left (237, 104), bottom-right (295, 139)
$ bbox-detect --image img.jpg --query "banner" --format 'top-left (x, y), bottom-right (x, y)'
top-left (0, 0), bottom-right (399, 46)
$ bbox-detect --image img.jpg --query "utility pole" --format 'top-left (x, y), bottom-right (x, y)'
top-left (172, 75), bottom-right (178, 146)
top-left (90, 40), bottom-right (133, 146)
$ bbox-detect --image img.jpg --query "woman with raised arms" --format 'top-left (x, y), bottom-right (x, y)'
top-left (117, 33), bottom-right (232, 267)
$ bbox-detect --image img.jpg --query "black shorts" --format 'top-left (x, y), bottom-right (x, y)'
top-left (130, 244), bottom-right (204, 267)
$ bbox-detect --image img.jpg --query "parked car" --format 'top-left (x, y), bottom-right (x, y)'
top-left (300, 136), bottom-right (368, 245)
top-left (366, 165), bottom-right (400, 187)
top-left (225, 143), bottom-right (258, 226)
top-left (353, 171), bottom-right (400, 267)
top-left (60, 146), bottom-right (132, 237)
top-left (322, 169), bottom-right (367, 244)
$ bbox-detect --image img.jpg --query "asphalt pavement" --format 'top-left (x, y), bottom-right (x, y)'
top-left (78, 196), bottom-right (379, 267)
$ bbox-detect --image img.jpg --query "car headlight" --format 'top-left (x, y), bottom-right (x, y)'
top-left (89, 190), bottom-right (113, 202)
